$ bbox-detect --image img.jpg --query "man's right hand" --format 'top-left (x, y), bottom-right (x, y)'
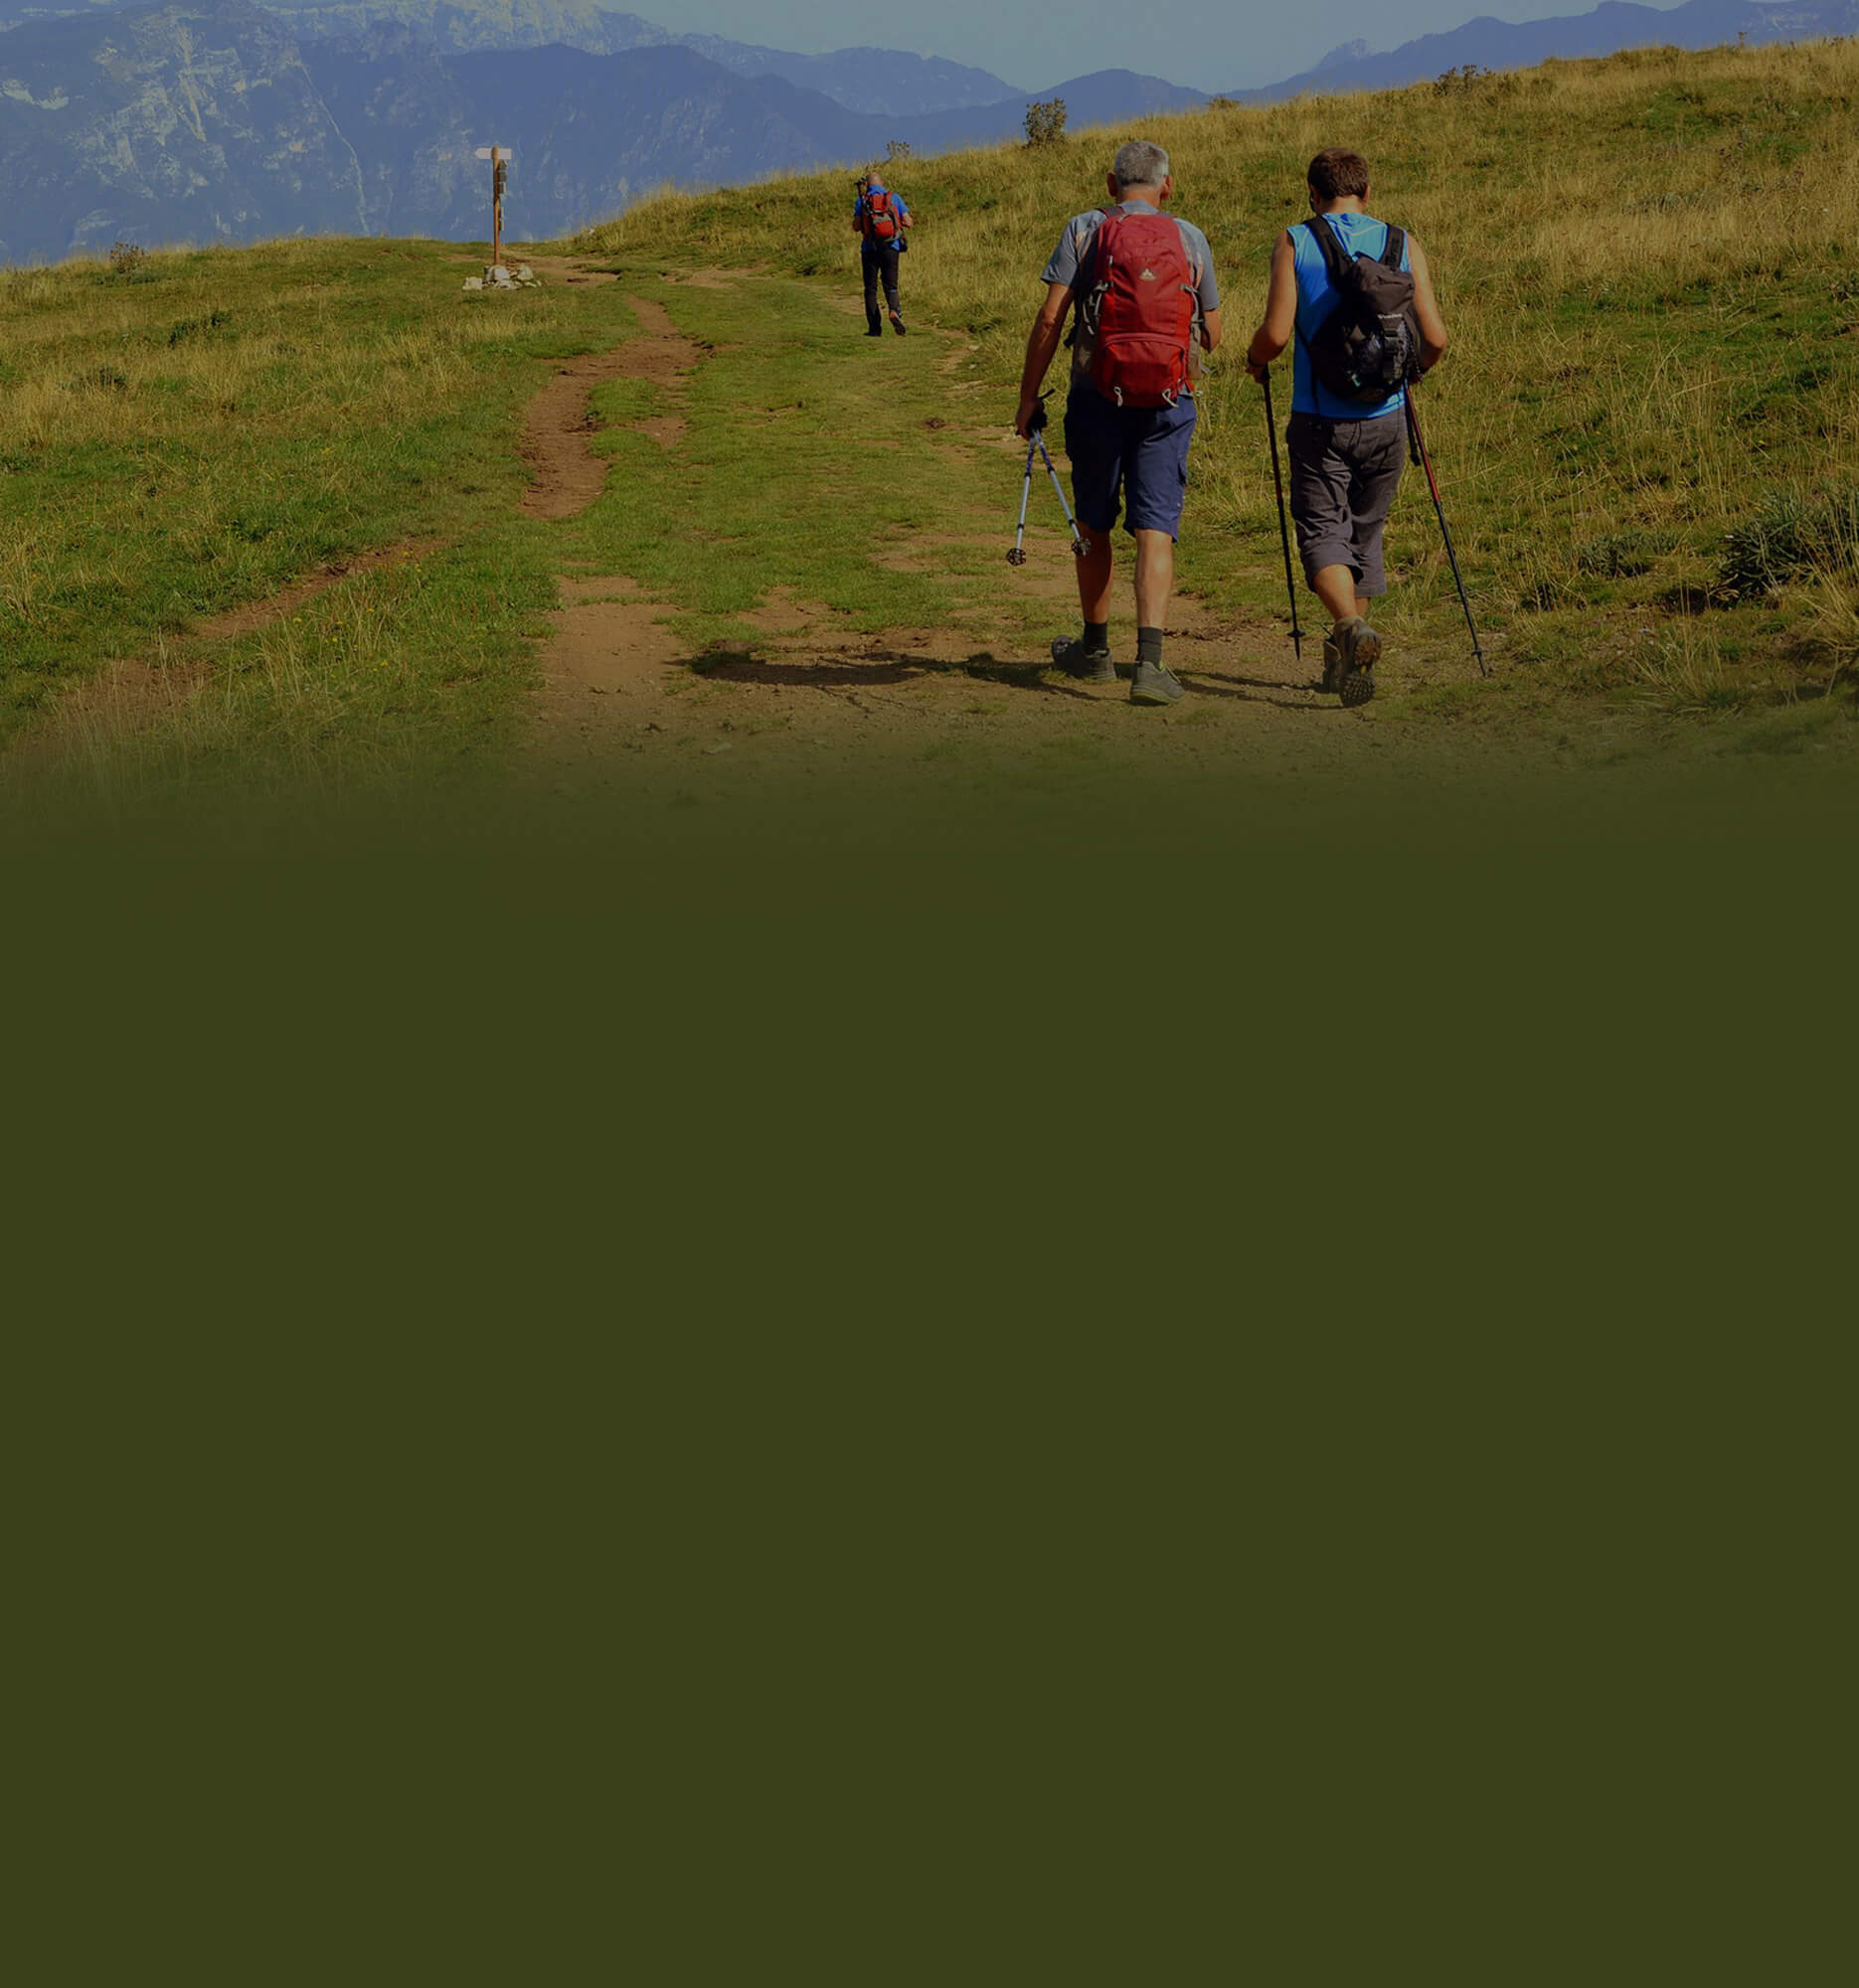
top-left (1014, 394), bottom-right (1046, 438)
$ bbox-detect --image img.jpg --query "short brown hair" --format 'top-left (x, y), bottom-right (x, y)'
top-left (1307, 149), bottom-right (1370, 201)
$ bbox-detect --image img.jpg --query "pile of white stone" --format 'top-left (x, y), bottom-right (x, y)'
top-left (462, 263), bottom-right (541, 291)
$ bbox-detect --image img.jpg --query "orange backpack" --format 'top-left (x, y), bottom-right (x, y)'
top-left (863, 188), bottom-right (901, 243)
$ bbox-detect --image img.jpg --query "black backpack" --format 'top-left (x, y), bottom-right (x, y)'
top-left (1297, 213), bottom-right (1421, 406)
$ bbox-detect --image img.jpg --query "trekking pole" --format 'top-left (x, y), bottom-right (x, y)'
top-left (1007, 433), bottom-right (1036, 566)
top-left (1260, 368), bottom-right (1302, 663)
top-left (1006, 394), bottom-right (1086, 563)
top-left (1032, 427), bottom-right (1087, 559)
top-left (1404, 388), bottom-right (1487, 677)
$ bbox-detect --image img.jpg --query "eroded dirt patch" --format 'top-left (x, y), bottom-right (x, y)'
top-left (9, 538), bottom-right (445, 768)
top-left (519, 293), bottom-right (701, 519)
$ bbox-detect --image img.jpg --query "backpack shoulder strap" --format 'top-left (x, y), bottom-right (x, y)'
top-left (1380, 224), bottom-right (1407, 271)
top-left (1302, 213), bottom-right (1354, 287)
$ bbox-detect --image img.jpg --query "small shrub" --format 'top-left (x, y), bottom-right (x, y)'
top-left (884, 139), bottom-right (913, 166)
top-left (167, 309), bottom-right (234, 346)
top-left (1434, 65), bottom-right (1490, 94)
top-left (1577, 530), bottom-right (1660, 578)
top-left (107, 241), bottom-right (146, 276)
top-left (1800, 572), bottom-right (1859, 694)
top-left (67, 366), bottom-right (128, 393)
top-left (1718, 488), bottom-right (1859, 597)
top-left (1024, 97), bottom-right (1068, 147)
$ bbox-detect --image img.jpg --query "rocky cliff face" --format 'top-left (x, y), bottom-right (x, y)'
top-left (0, 0), bottom-right (365, 259)
top-left (13, 0), bottom-right (1855, 267)
top-left (0, 0), bottom-right (1171, 263)
top-left (303, 38), bottom-right (883, 242)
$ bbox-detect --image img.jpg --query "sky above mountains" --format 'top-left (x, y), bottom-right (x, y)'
top-left (646, 0), bottom-right (1693, 90)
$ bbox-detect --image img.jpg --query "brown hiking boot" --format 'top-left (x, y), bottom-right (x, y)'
top-left (1321, 631), bottom-right (1344, 695)
top-left (1333, 617), bottom-right (1382, 707)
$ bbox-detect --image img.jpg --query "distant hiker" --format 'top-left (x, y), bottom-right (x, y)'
top-left (1245, 147), bottom-right (1449, 704)
top-left (853, 171), bottom-right (914, 336)
top-left (1015, 139), bottom-right (1221, 705)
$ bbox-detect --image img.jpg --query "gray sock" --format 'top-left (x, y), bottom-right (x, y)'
top-left (1136, 626), bottom-right (1164, 665)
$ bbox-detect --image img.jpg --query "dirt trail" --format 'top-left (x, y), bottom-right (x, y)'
top-left (520, 270), bottom-right (1538, 792)
top-left (8, 539), bottom-right (443, 772)
top-left (520, 293), bottom-right (700, 517)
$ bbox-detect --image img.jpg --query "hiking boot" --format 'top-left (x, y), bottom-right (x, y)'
top-left (1335, 617), bottom-right (1381, 708)
top-left (1320, 632), bottom-right (1344, 695)
top-left (889, 308), bottom-right (907, 336)
top-left (1051, 635), bottom-right (1115, 684)
top-left (1130, 660), bottom-right (1186, 705)
top-left (865, 325), bottom-right (884, 337)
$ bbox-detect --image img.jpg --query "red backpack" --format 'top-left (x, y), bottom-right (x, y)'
top-left (1085, 211), bottom-right (1198, 408)
top-left (863, 188), bottom-right (901, 242)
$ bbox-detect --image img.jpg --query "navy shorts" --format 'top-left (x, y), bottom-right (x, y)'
top-left (1063, 384), bottom-right (1197, 540)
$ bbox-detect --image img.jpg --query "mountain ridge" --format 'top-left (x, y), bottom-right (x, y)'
top-left (5, 0), bottom-right (1859, 264)
top-left (0, 0), bottom-right (1202, 260)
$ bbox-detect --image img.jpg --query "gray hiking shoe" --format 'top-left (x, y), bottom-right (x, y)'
top-left (1130, 660), bottom-right (1186, 705)
top-left (1331, 617), bottom-right (1382, 707)
top-left (889, 308), bottom-right (907, 336)
top-left (1051, 635), bottom-right (1115, 684)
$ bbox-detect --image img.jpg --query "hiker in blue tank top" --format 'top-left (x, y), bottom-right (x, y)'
top-left (1245, 148), bottom-right (1449, 705)
top-left (1014, 138), bottom-right (1222, 707)
top-left (852, 171), bottom-right (914, 337)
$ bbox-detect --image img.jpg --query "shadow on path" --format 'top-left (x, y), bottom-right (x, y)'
top-left (688, 649), bottom-right (1100, 702)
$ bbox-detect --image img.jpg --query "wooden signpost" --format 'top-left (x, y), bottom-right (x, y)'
top-left (474, 145), bottom-right (510, 266)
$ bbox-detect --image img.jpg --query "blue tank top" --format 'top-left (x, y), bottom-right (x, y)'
top-left (1290, 212), bottom-right (1410, 420)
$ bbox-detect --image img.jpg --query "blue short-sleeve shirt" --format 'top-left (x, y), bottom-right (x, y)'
top-left (1290, 212), bottom-right (1410, 420)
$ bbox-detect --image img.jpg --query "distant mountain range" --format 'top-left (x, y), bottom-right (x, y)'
top-left (2, 0), bottom-right (1856, 264)
top-left (1225, 0), bottom-right (1859, 101)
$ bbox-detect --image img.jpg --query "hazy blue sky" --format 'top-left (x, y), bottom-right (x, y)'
top-left (656, 0), bottom-right (1685, 90)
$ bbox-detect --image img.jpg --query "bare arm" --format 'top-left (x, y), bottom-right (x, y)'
top-left (1200, 306), bottom-right (1223, 354)
top-left (1016, 282), bottom-right (1074, 436)
top-left (1408, 234), bottom-right (1448, 371)
top-left (1246, 231), bottom-right (1297, 381)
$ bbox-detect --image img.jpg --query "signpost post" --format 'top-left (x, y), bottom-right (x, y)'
top-left (474, 146), bottom-right (510, 269)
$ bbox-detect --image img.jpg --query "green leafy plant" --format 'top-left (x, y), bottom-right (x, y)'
top-left (1023, 98), bottom-right (1068, 147)
top-left (1718, 488), bottom-right (1859, 597)
top-left (1576, 530), bottom-right (1660, 578)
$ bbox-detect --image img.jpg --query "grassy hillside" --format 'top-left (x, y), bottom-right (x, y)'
top-left (0, 238), bottom-right (630, 790)
top-left (4, 36), bottom-right (1857, 816)
top-left (581, 37), bottom-right (1859, 720)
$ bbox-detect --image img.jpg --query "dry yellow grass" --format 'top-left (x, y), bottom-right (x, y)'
top-left (577, 38), bottom-right (1859, 704)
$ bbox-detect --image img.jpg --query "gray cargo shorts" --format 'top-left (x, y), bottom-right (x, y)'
top-left (1286, 410), bottom-right (1408, 598)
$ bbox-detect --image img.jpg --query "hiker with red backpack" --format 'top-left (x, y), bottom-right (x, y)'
top-left (852, 170), bottom-right (914, 336)
top-left (1015, 140), bottom-right (1221, 705)
top-left (1245, 148), bottom-right (1450, 705)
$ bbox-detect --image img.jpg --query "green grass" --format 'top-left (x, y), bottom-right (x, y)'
top-left (0, 237), bottom-right (636, 779)
top-left (555, 273), bottom-right (1047, 657)
top-left (578, 37), bottom-right (1859, 722)
top-left (8, 36), bottom-right (1859, 813)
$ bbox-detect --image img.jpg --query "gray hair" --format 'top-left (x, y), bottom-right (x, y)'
top-left (1111, 140), bottom-right (1170, 191)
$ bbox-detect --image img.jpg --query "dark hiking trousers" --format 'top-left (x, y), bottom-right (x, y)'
top-left (1286, 410), bottom-right (1408, 597)
top-left (862, 242), bottom-right (901, 330)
